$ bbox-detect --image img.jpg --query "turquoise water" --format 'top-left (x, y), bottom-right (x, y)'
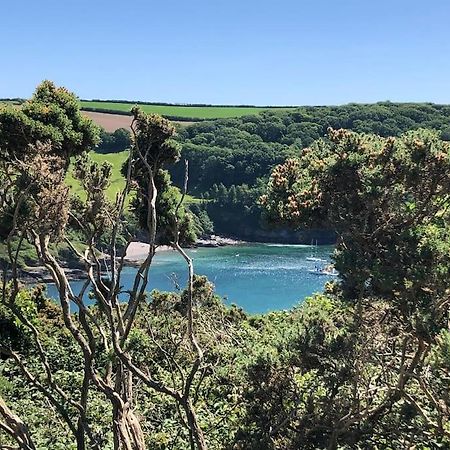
top-left (46, 244), bottom-right (334, 314)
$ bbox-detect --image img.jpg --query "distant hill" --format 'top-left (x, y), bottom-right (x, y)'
top-left (79, 100), bottom-right (295, 120)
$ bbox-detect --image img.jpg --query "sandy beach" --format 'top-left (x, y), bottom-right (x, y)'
top-left (124, 242), bottom-right (174, 262)
top-left (124, 236), bottom-right (244, 262)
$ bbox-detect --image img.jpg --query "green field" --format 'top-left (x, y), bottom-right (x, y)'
top-left (0, 100), bottom-right (21, 106)
top-left (66, 151), bottom-right (128, 202)
top-left (66, 151), bottom-right (200, 205)
top-left (80, 101), bottom-right (294, 119)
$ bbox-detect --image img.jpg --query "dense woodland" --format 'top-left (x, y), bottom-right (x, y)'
top-left (95, 102), bottom-right (450, 239)
top-left (170, 103), bottom-right (450, 238)
top-left (175, 102), bottom-right (450, 189)
top-left (1, 83), bottom-right (450, 449)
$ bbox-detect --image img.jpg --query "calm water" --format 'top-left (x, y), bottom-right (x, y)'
top-left (46, 244), bottom-right (334, 314)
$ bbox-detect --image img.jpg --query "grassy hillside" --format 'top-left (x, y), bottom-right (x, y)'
top-left (80, 100), bottom-right (294, 119)
top-left (66, 151), bottom-right (200, 205)
top-left (66, 151), bottom-right (129, 202)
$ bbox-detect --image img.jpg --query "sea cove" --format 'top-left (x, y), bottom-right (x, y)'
top-left (46, 243), bottom-right (334, 314)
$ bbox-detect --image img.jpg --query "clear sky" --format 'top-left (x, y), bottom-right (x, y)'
top-left (1, 0), bottom-right (450, 105)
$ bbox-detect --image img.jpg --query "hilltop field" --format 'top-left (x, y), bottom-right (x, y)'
top-left (2, 98), bottom-right (294, 122)
top-left (80, 100), bottom-right (294, 119)
top-left (82, 110), bottom-right (197, 130)
top-left (82, 111), bottom-right (133, 130)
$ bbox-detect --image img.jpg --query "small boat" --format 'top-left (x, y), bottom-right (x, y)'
top-left (308, 264), bottom-right (338, 277)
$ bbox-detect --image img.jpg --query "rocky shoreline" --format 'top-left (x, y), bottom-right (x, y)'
top-left (19, 267), bottom-right (86, 284)
top-left (195, 234), bottom-right (244, 248)
top-left (19, 235), bottom-right (245, 284)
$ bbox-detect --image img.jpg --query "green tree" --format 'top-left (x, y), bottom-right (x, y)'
top-left (0, 87), bottom-right (207, 450)
top-left (217, 183), bottom-right (228, 204)
top-left (125, 107), bottom-right (197, 246)
top-left (97, 127), bottom-right (131, 153)
top-left (228, 185), bottom-right (238, 204)
top-left (0, 80), bottom-right (99, 164)
top-left (261, 128), bottom-right (450, 448)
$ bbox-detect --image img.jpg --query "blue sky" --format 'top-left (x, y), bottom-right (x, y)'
top-left (1, 0), bottom-right (450, 105)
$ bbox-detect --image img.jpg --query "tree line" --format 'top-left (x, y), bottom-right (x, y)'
top-left (170, 102), bottom-right (450, 238)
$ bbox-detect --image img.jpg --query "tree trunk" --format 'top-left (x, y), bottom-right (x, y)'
top-left (0, 398), bottom-right (36, 450)
top-left (183, 399), bottom-right (208, 450)
top-left (112, 403), bottom-right (146, 450)
top-left (76, 418), bottom-right (86, 450)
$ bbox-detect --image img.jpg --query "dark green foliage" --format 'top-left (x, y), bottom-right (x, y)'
top-left (125, 108), bottom-right (198, 245)
top-left (97, 128), bottom-right (131, 153)
top-left (3, 83), bottom-right (450, 449)
top-left (205, 181), bottom-right (265, 237)
top-left (189, 205), bottom-right (214, 237)
top-left (170, 102), bottom-right (450, 239)
top-left (0, 279), bottom-right (251, 449)
top-left (263, 128), bottom-right (450, 328)
top-left (130, 169), bottom-right (198, 246)
top-left (0, 80), bottom-right (99, 163)
top-left (130, 107), bottom-right (180, 167)
top-left (2, 281), bottom-right (450, 448)
top-left (173, 103), bottom-right (450, 193)
top-left (261, 128), bottom-right (450, 448)
top-left (0, 81), bottom-right (100, 263)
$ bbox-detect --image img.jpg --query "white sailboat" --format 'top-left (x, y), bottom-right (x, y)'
top-left (305, 239), bottom-right (327, 263)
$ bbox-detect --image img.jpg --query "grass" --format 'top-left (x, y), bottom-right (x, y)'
top-left (66, 151), bottom-right (129, 202)
top-left (66, 151), bottom-right (201, 205)
top-left (0, 100), bottom-right (21, 107)
top-left (80, 101), bottom-right (295, 119)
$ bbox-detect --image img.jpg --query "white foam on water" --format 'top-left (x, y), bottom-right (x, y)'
top-left (262, 243), bottom-right (310, 248)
